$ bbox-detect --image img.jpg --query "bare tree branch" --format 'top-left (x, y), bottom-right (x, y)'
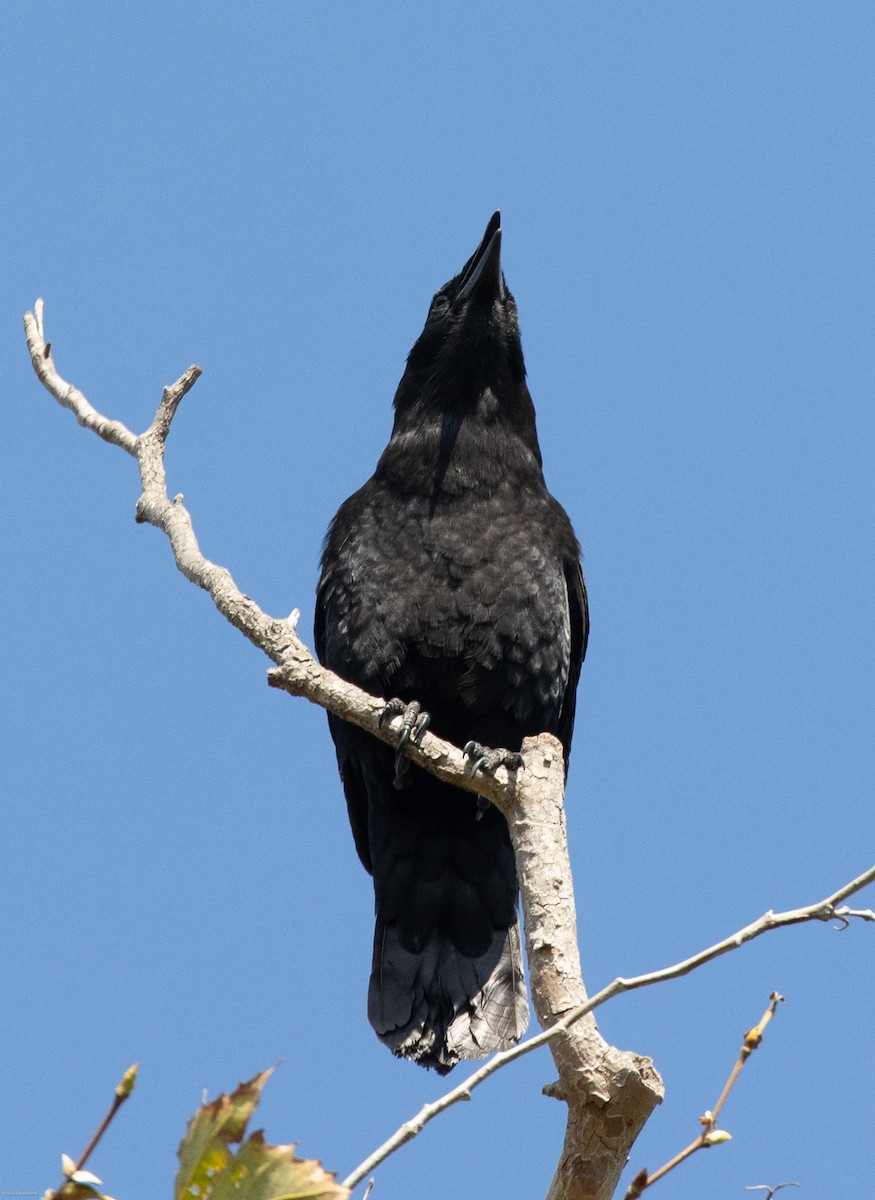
top-left (343, 865), bottom-right (875, 1191)
top-left (25, 299), bottom-right (139, 454)
top-left (23, 302), bottom-right (513, 807)
top-left (563, 861), bottom-right (875, 1018)
top-left (744, 1185), bottom-right (799, 1199)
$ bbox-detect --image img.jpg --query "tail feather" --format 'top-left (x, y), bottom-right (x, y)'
top-left (369, 917), bottom-right (529, 1074)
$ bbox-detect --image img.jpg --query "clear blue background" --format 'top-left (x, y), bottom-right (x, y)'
top-left (3, 4), bottom-right (873, 1197)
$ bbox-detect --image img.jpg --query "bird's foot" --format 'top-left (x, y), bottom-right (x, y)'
top-left (463, 740), bottom-right (525, 779)
top-left (463, 742), bottom-right (525, 820)
top-left (380, 698), bottom-right (431, 788)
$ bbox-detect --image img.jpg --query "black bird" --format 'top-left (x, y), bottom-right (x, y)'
top-left (315, 213), bottom-right (587, 1073)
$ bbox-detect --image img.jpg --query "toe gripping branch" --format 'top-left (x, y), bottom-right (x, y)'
top-left (463, 741), bottom-right (525, 819)
top-left (377, 701), bottom-right (524, 816)
top-left (380, 699), bottom-right (431, 788)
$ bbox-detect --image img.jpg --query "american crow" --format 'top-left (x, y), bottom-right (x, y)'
top-left (315, 212), bottom-right (587, 1073)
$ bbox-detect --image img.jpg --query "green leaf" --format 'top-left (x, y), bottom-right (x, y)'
top-left (209, 1132), bottom-right (348, 1200)
top-left (175, 1068), bottom-right (348, 1200)
top-left (176, 1068), bottom-right (274, 1200)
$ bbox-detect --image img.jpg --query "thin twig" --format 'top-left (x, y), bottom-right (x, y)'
top-left (623, 994), bottom-right (784, 1197)
top-left (24, 301), bottom-right (138, 454)
top-left (744, 1185), bottom-right (799, 1199)
top-left (149, 366), bottom-right (203, 444)
top-left (553, 863), bottom-right (875, 1035)
top-left (341, 867), bottom-right (874, 1189)
top-left (47, 1064), bottom-right (138, 1198)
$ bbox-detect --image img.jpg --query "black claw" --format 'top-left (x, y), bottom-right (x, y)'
top-left (462, 740), bottom-right (483, 778)
top-left (469, 755), bottom-right (488, 778)
top-left (463, 740), bottom-right (524, 779)
top-left (380, 697), bottom-right (406, 728)
top-left (464, 740), bottom-right (488, 778)
top-left (382, 698), bottom-right (430, 783)
top-left (474, 796), bottom-right (491, 822)
top-left (392, 758), bottom-right (413, 790)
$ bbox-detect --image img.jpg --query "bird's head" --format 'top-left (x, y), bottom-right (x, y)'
top-left (401, 212), bottom-right (526, 399)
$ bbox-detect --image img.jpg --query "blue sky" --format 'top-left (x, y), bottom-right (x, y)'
top-left (3, 4), bottom-right (874, 1197)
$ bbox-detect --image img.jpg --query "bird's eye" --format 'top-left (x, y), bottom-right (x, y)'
top-left (431, 293), bottom-right (450, 314)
